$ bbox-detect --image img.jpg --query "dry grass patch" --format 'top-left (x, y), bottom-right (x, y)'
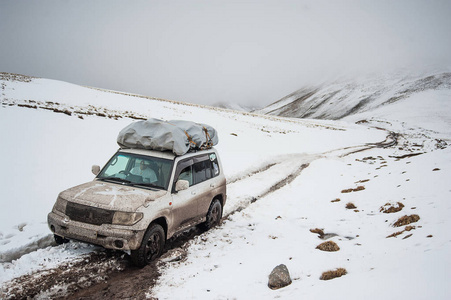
top-left (310, 228), bottom-right (324, 237)
top-left (320, 268), bottom-right (347, 280)
top-left (316, 241), bottom-right (340, 252)
top-left (380, 202), bottom-right (404, 213)
top-left (405, 225), bottom-right (415, 231)
top-left (341, 186), bottom-right (365, 193)
top-left (331, 198), bottom-right (341, 203)
top-left (387, 225), bottom-right (416, 238)
top-left (403, 234), bottom-right (413, 239)
top-left (346, 202), bottom-right (357, 209)
top-left (387, 231), bottom-right (403, 238)
top-left (393, 214), bottom-right (420, 227)
top-left (354, 185), bottom-right (365, 192)
top-left (355, 179), bottom-right (370, 183)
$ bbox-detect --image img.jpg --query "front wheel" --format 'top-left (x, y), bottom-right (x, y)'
top-left (130, 224), bottom-right (165, 267)
top-left (201, 199), bottom-right (223, 230)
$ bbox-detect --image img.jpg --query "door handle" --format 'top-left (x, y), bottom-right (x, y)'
top-left (191, 191), bottom-right (196, 195)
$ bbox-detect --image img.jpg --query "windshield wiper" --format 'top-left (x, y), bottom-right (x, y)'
top-left (130, 182), bottom-right (162, 189)
top-left (101, 177), bottom-right (132, 184)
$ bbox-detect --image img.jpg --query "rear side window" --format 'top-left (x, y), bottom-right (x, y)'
top-left (175, 153), bottom-right (220, 188)
top-left (193, 160), bottom-right (212, 184)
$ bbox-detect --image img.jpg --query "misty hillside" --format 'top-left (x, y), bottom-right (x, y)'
top-left (256, 72), bottom-right (451, 122)
top-left (212, 101), bottom-right (260, 112)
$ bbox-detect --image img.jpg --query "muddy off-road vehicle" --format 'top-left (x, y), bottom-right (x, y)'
top-left (48, 119), bottom-right (226, 267)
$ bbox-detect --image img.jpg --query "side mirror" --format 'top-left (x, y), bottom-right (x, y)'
top-left (92, 165), bottom-right (101, 176)
top-left (175, 180), bottom-right (189, 192)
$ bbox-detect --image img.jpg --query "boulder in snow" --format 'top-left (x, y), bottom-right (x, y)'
top-left (268, 264), bottom-right (292, 290)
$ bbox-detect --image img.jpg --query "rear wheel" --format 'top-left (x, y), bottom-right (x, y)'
top-left (201, 199), bottom-right (222, 230)
top-left (130, 224), bottom-right (165, 267)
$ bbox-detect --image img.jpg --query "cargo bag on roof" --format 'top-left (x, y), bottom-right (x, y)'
top-left (117, 118), bottom-right (219, 156)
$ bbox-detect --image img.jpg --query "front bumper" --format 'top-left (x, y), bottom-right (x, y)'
top-left (47, 212), bottom-right (145, 251)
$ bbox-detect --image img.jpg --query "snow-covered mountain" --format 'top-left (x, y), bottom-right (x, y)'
top-left (1, 72), bottom-right (450, 299)
top-left (256, 71), bottom-right (451, 122)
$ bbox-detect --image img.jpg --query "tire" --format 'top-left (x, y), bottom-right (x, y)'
top-left (54, 234), bottom-right (69, 245)
top-left (201, 199), bottom-right (223, 230)
top-left (130, 224), bottom-right (165, 267)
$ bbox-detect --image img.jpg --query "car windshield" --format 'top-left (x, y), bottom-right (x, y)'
top-left (97, 152), bottom-right (174, 190)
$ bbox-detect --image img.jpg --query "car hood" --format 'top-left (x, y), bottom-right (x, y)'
top-left (59, 180), bottom-right (167, 211)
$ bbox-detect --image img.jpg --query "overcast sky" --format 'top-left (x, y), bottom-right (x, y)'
top-left (1, 0), bottom-right (450, 107)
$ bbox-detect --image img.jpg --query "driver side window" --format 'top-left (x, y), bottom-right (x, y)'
top-left (178, 166), bottom-right (193, 186)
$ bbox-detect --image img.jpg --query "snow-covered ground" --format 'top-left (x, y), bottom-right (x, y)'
top-left (0, 74), bottom-right (450, 299)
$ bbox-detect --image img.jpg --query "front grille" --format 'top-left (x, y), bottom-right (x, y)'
top-left (65, 202), bottom-right (114, 226)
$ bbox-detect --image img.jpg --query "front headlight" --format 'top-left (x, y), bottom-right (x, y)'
top-left (53, 196), bottom-right (68, 213)
top-left (112, 211), bottom-right (143, 225)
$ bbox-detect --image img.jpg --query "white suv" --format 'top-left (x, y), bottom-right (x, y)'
top-left (48, 147), bottom-right (226, 267)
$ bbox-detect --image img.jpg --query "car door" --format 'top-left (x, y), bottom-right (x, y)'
top-left (191, 156), bottom-right (216, 216)
top-left (170, 159), bottom-right (200, 232)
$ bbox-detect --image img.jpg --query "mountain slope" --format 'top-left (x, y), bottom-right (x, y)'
top-left (256, 72), bottom-right (451, 123)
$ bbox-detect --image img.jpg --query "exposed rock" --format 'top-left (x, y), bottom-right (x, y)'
top-left (268, 264), bottom-right (292, 290)
top-left (310, 228), bottom-right (339, 240)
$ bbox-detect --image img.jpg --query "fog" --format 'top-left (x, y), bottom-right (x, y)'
top-left (1, 0), bottom-right (450, 107)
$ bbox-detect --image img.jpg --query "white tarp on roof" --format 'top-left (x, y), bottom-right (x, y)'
top-left (117, 118), bottom-right (219, 156)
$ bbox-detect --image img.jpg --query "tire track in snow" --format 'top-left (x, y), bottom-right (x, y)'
top-left (223, 158), bottom-right (311, 217)
top-left (321, 130), bottom-right (398, 158)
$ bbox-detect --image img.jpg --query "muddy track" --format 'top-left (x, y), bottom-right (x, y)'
top-left (64, 260), bottom-right (160, 300)
top-left (2, 250), bottom-right (129, 299)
